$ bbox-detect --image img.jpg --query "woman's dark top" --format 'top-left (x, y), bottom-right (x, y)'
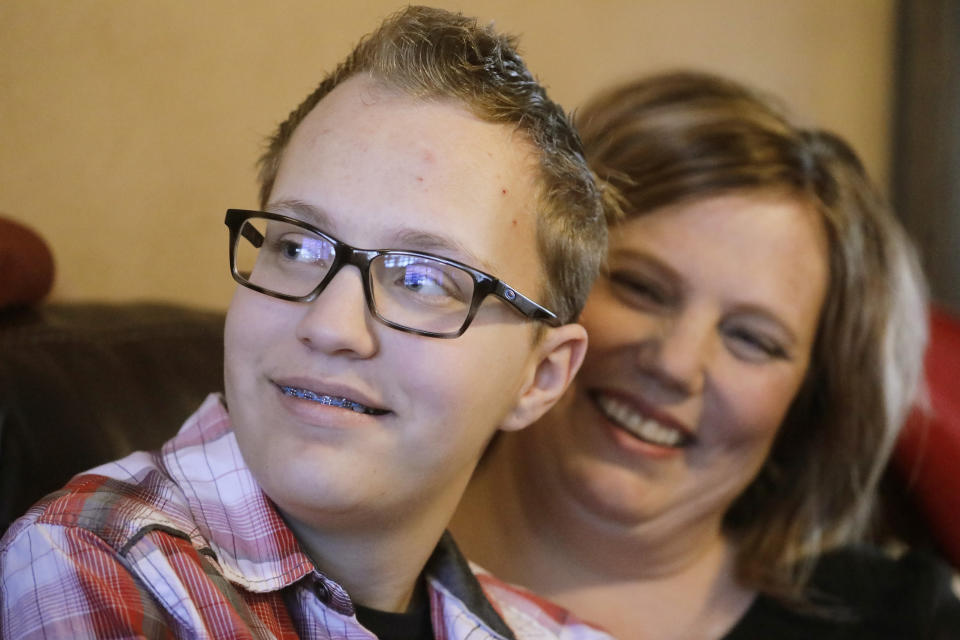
top-left (724, 546), bottom-right (960, 639)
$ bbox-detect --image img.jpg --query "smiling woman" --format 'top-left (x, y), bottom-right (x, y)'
top-left (571, 190), bottom-right (829, 525)
top-left (452, 71), bottom-right (960, 639)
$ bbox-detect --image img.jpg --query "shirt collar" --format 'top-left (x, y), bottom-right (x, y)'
top-left (166, 394), bottom-right (516, 638)
top-left (161, 394), bottom-right (317, 593)
top-left (425, 532), bottom-right (517, 640)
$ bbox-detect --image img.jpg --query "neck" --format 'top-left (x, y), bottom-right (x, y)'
top-left (284, 476), bottom-right (469, 612)
top-left (451, 432), bottom-right (755, 639)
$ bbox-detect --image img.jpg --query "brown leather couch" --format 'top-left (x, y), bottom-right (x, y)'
top-left (0, 302), bottom-right (224, 532)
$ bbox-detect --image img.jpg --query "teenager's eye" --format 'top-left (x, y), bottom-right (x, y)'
top-left (399, 265), bottom-right (449, 296)
top-left (386, 260), bottom-right (470, 305)
top-left (273, 234), bottom-right (332, 266)
top-left (607, 271), bottom-right (670, 308)
top-left (278, 239), bottom-right (301, 260)
top-left (723, 325), bottom-right (788, 362)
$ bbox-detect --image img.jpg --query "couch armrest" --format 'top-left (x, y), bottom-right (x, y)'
top-left (893, 306), bottom-right (960, 570)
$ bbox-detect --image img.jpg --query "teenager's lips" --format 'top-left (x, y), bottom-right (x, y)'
top-left (271, 376), bottom-right (392, 416)
top-left (589, 388), bottom-right (696, 450)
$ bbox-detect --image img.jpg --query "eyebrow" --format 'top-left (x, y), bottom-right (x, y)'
top-left (269, 199), bottom-right (334, 227)
top-left (390, 228), bottom-right (496, 273)
top-left (269, 198), bottom-right (496, 273)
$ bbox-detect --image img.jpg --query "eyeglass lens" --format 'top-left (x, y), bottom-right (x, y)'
top-left (234, 217), bottom-right (478, 334)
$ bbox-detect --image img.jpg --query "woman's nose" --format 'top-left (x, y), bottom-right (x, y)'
top-left (294, 266), bottom-right (379, 358)
top-left (636, 313), bottom-right (713, 398)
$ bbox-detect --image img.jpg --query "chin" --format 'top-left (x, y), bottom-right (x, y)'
top-left (262, 467), bottom-right (373, 522)
top-left (559, 455), bottom-right (665, 526)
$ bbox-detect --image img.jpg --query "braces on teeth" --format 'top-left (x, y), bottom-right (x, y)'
top-left (281, 386), bottom-right (373, 413)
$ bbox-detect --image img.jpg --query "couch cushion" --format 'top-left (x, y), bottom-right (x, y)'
top-left (0, 302), bottom-right (224, 533)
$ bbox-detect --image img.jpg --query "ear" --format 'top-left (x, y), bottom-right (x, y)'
top-left (500, 323), bottom-right (588, 432)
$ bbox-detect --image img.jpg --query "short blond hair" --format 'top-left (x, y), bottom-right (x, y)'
top-left (257, 6), bottom-right (608, 323)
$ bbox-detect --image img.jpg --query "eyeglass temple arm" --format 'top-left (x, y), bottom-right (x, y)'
top-left (241, 223), bottom-right (264, 248)
top-left (492, 282), bottom-right (561, 326)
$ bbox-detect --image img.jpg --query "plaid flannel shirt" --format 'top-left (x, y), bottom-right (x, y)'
top-left (1, 394), bottom-right (611, 640)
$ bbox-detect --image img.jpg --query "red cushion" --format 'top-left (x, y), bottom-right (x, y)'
top-left (894, 306), bottom-right (960, 568)
top-left (0, 216), bottom-right (55, 307)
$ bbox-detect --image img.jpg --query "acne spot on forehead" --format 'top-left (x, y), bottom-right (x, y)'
top-left (420, 149), bottom-right (435, 164)
top-left (502, 188), bottom-right (508, 195)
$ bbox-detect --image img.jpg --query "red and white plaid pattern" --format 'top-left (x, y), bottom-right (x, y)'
top-left (1, 395), bottom-right (612, 640)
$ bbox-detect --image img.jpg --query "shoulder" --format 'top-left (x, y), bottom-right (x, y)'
top-left (814, 545), bottom-right (960, 628)
top-left (424, 532), bottom-right (614, 639)
top-left (1, 457), bottom-right (193, 559)
top-left (728, 545), bottom-right (960, 639)
top-left (0, 396), bottom-right (254, 637)
top-left (810, 545), bottom-right (956, 606)
top-left (472, 565), bottom-right (615, 640)
top-left (0, 454), bottom-right (196, 638)
top-left (816, 543), bottom-right (949, 576)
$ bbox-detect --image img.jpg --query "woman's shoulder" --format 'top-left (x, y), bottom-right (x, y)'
top-left (811, 544), bottom-right (956, 599)
top-left (725, 545), bottom-right (960, 639)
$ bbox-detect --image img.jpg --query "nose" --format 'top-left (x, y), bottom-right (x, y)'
top-left (295, 266), bottom-right (379, 358)
top-left (636, 312), bottom-right (713, 398)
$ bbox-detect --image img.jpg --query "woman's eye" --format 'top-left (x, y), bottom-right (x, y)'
top-left (607, 271), bottom-right (669, 307)
top-left (724, 326), bottom-right (787, 361)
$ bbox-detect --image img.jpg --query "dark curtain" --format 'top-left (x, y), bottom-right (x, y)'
top-left (892, 0), bottom-right (960, 313)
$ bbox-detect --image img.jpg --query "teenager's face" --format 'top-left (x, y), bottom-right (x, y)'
top-left (224, 76), bottom-right (551, 530)
top-left (525, 192), bottom-right (828, 533)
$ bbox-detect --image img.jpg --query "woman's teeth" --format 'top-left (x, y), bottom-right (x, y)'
top-left (280, 386), bottom-right (383, 415)
top-left (596, 394), bottom-right (686, 448)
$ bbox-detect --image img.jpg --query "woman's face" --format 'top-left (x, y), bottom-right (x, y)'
top-left (532, 191), bottom-right (829, 532)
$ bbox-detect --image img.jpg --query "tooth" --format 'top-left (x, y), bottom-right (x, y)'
top-left (597, 394), bottom-right (685, 447)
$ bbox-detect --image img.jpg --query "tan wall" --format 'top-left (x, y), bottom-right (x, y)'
top-left (1, 0), bottom-right (894, 311)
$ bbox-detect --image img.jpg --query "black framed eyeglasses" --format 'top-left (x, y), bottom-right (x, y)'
top-left (224, 209), bottom-right (560, 338)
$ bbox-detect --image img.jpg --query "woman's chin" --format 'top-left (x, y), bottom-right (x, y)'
top-left (558, 457), bottom-right (670, 528)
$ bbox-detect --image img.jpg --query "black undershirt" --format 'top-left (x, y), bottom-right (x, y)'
top-left (354, 579), bottom-right (433, 640)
